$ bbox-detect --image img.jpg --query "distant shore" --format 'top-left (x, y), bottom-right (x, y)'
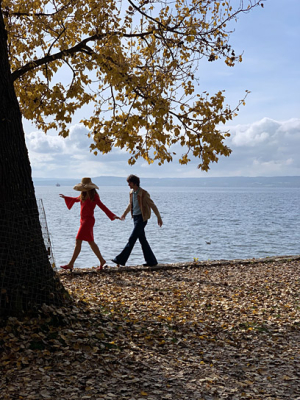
top-left (34, 175), bottom-right (300, 188)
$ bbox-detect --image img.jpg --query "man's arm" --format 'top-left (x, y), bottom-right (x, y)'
top-left (121, 203), bottom-right (131, 220)
top-left (145, 192), bottom-right (163, 227)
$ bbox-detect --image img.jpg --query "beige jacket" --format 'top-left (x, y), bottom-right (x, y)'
top-left (123, 187), bottom-right (162, 222)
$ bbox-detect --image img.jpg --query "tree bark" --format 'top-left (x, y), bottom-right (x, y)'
top-left (0, 10), bottom-right (68, 317)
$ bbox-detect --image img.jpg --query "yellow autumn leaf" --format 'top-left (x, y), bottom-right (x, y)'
top-left (3, 0), bottom-right (261, 171)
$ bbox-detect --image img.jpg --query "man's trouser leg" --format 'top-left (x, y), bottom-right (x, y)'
top-left (114, 214), bottom-right (146, 265)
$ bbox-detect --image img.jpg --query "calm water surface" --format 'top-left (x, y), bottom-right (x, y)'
top-left (35, 186), bottom-right (300, 269)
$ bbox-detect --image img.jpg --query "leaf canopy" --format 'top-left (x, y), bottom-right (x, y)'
top-left (2, 0), bottom-right (263, 169)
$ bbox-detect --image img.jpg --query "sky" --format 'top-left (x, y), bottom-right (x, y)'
top-left (23, 0), bottom-right (300, 179)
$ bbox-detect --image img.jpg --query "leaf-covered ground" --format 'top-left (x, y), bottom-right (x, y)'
top-left (1, 256), bottom-right (300, 399)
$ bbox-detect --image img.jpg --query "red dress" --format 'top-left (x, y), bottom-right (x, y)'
top-left (64, 194), bottom-right (117, 242)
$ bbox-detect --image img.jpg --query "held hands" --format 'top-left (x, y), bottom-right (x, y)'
top-left (112, 214), bottom-right (126, 221)
top-left (120, 214), bottom-right (126, 221)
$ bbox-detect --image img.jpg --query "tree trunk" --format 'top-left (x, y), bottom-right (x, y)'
top-left (0, 10), bottom-right (68, 317)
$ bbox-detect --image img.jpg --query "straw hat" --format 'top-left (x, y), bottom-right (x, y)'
top-left (73, 177), bottom-right (99, 191)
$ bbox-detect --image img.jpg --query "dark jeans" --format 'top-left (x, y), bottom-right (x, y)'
top-left (114, 214), bottom-right (157, 266)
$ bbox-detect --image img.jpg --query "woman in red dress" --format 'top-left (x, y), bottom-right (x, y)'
top-left (59, 177), bottom-right (119, 270)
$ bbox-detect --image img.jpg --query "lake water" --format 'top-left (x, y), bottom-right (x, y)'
top-left (35, 185), bottom-right (300, 269)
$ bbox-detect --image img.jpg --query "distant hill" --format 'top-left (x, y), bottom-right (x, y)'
top-left (33, 176), bottom-right (300, 188)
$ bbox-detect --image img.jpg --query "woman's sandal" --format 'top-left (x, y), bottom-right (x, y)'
top-left (60, 264), bottom-right (74, 270)
top-left (96, 263), bottom-right (107, 271)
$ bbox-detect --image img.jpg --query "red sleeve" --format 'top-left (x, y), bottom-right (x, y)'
top-left (64, 196), bottom-right (80, 210)
top-left (95, 195), bottom-right (117, 220)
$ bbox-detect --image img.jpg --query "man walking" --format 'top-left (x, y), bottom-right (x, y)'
top-left (112, 174), bottom-right (163, 267)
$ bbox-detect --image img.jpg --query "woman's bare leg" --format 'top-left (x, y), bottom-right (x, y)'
top-left (89, 241), bottom-right (106, 266)
top-left (68, 239), bottom-right (82, 266)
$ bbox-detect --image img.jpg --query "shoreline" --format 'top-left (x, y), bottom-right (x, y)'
top-left (58, 253), bottom-right (300, 274)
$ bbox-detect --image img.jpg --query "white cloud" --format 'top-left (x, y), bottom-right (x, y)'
top-left (22, 0), bottom-right (300, 180)
top-left (228, 118), bottom-right (300, 154)
top-left (211, 117), bottom-right (300, 177)
top-left (26, 131), bottom-right (66, 153)
top-left (25, 117), bottom-right (300, 179)
top-left (233, 128), bottom-right (269, 147)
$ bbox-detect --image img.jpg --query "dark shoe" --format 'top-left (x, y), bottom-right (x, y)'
top-left (111, 259), bottom-right (125, 267)
top-left (143, 263), bottom-right (158, 267)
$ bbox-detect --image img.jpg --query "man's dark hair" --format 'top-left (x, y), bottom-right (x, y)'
top-left (127, 174), bottom-right (140, 187)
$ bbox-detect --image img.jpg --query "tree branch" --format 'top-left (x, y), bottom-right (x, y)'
top-left (2, 0), bottom-right (75, 18)
top-left (11, 33), bottom-right (104, 81)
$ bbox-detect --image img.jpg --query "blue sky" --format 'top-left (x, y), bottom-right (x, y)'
top-left (24, 0), bottom-right (300, 179)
